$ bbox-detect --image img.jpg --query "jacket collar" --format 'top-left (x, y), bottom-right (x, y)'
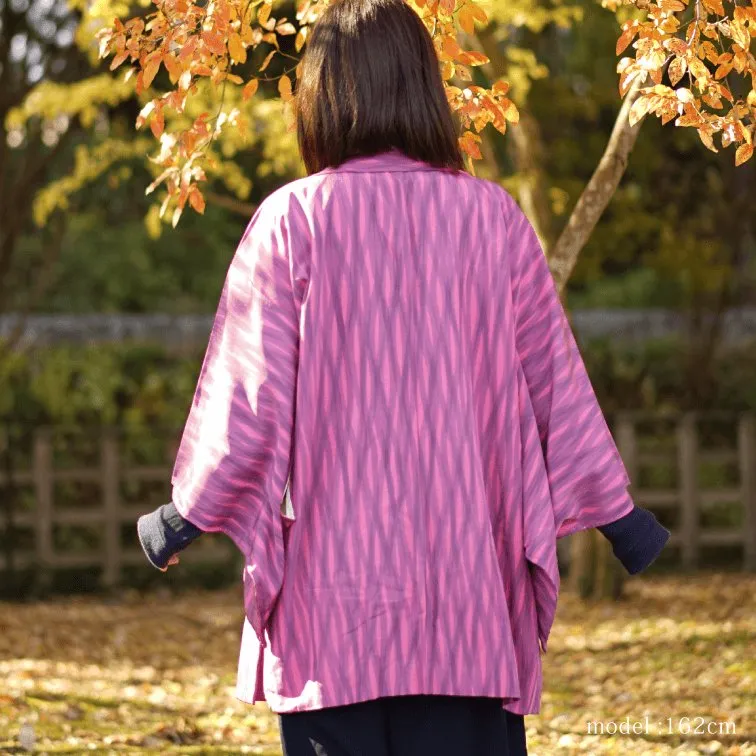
top-left (319, 148), bottom-right (443, 174)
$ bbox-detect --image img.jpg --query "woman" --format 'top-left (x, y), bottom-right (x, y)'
top-left (138, 0), bottom-right (670, 753)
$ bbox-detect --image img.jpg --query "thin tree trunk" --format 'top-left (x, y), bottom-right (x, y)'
top-left (548, 75), bottom-right (648, 293)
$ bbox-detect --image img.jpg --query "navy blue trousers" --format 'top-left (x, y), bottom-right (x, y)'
top-left (279, 695), bottom-right (528, 756)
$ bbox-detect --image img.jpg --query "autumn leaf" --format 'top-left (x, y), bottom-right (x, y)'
top-left (735, 143), bottom-right (753, 165)
top-left (258, 0), bottom-right (272, 26)
top-left (259, 50), bottom-right (276, 72)
top-left (142, 57), bottom-right (161, 88)
top-left (668, 57), bottom-right (687, 85)
top-left (242, 77), bottom-right (259, 101)
top-left (629, 94), bottom-right (651, 126)
top-left (228, 33), bottom-right (246, 63)
top-left (188, 187), bottom-right (206, 213)
top-left (278, 73), bottom-right (292, 101)
top-left (295, 27), bottom-right (308, 52)
top-left (458, 5), bottom-right (475, 35)
top-left (616, 25), bottom-right (638, 56)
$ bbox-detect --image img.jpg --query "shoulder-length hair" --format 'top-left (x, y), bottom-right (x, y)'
top-left (294, 0), bottom-right (464, 175)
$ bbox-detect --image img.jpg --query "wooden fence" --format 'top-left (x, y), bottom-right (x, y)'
top-left (1, 412), bottom-right (755, 588)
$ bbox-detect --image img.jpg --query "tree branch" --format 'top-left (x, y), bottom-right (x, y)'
top-left (204, 190), bottom-right (257, 218)
top-left (548, 75), bottom-right (648, 293)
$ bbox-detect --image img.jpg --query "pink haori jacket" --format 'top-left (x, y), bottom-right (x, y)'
top-left (170, 148), bottom-right (635, 715)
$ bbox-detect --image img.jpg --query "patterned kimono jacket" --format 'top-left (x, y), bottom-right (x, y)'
top-left (170, 148), bottom-right (636, 715)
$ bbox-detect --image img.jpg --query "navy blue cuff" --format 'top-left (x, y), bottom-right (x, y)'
top-left (598, 505), bottom-right (671, 575)
top-left (137, 501), bottom-right (204, 570)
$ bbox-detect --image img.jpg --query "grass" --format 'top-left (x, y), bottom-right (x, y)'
top-left (1, 574), bottom-right (754, 754)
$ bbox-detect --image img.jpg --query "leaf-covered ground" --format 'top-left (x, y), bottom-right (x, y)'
top-left (1, 574), bottom-right (754, 754)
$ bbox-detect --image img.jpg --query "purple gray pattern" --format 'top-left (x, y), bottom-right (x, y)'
top-left (171, 148), bottom-right (635, 715)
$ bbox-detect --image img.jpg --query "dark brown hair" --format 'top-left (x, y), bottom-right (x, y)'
top-left (294, 0), bottom-right (464, 175)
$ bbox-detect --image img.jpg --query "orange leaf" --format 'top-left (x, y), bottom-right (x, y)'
top-left (202, 31), bottom-right (226, 56)
top-left (458, 6), bottom-right (475, 35)
top-left (470, 4), bottom-right (487, 23)
top-left (189, 188), bottom-right (206, 214)
top-left (457, 50), bottom-right (488, 66)
top-left (492, 79), bottom-right (510, 96)
top-left (260, 50), bottom-right (276, 71)
top-left (150, 110), bottom-right (164, 138)
top-left (278, 73), bottom-right (293, 101)
top-left (616, 27), bottom-right (638, 56)
top-left (143, 57), bottom-right (161, 88)
top-left (442, 36), bottom-right (461, 59)
top-left (715, 61), bottom-right (733, 79)
top-left (242, 77), bottom-right (259, 101)
top-left (668, 57), bottom-right (686, 86)
top-left (735, 143), bottom-right (754, 165)
top-left (110, 51), bottom-right (128, 70)
top-left (163, 54), bottom-right (182, 83)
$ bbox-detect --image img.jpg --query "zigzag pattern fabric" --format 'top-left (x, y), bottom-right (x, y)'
top-left (170, 148), bottom-right (635, 715)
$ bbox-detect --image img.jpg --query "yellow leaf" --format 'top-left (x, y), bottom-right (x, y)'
top-left (629, 94), bottom-right (651, 126)
top-left (502, 99), bottom-right (519, 124)
top-left (260, 50), bottom-right (276, 72)
top-left (278, 73), bottom-right (293, 101)
top-left (229, 33), bottom-right (246, 63)
top-left (458, 6), bottom-right (475, 35)
top-left (735, 143), bottom-right (753, 165)
top-left (295, 27), bottom-right (308, 52)
top-left (242, 77), bottom-right (259, 101)
top-left (258, 0), bottom-right (272, 26)
top-left (277, 22), bottom-right (296, 35)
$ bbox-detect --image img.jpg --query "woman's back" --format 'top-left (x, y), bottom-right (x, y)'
top-left (267, 149), bottom-right (520, 711)
top-left (171, 147), bottom-right (636, 715)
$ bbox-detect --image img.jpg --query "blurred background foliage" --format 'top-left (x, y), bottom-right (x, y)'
top-left (1, 0), bottom-right (755, 596)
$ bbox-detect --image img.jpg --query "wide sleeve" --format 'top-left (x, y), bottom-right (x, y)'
top-left (170, 199), bottom-right (300, 562)
top-left (506, 194), bottom-right (635, 538)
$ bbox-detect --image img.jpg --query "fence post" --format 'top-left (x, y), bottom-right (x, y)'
top-left (677, 413), bottom-right (699, 569)
top-left (739, 413), bottom-right (756, 572)
top-left (33, 428), bottom-right (54, 591)
top-left (101, 429), bottom-right (121, 589)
